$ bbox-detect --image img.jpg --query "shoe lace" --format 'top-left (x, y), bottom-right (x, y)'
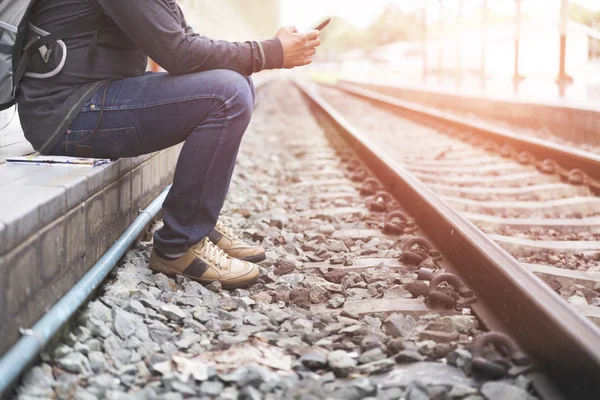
top-left (215, 221), bottom-right (242, 242)
top-left (197, 238), bottom-right (230, 271)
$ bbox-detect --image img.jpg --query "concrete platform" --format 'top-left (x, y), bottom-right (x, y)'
top-left (0, 109), bottom-right (181, 355)
top-left (336, 77), bottom-right (600, 147)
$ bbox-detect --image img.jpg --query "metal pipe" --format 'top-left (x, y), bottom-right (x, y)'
top-left (0, 185), bottom-right (172, 396)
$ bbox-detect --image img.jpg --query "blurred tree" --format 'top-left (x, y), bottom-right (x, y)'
top-left (569, 3), bottom-right (600, 26)
top-left (316, 6), bottom-right (422, 57)
top-left (365, 4), bottom-right (422, 47)
top-left (569, 3), bottom-right (600, 58)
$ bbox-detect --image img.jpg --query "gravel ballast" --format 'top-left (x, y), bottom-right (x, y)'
top-left (13, 81), bottom-right (540, 400)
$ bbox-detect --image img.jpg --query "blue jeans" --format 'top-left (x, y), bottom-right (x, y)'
top-left (49, 70), bottom-right (255, 257)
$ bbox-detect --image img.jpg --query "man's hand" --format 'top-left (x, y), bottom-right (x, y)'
top-left (275, 25), bottom-right (321, 68)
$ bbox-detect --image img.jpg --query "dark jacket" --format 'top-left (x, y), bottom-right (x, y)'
top-left (17, 0), bottom-right (283, 154)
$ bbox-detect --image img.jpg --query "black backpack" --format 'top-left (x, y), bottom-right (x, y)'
top-left (0, 0), bottom-right (102, 111)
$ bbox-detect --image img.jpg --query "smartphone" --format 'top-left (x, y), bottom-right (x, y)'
top-left (314, 18), bottom-right (331, 31)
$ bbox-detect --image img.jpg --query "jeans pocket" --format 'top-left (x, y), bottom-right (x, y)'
top-left (64, 127), bottom-right (144, 159)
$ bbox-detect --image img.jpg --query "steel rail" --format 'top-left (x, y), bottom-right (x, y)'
top-left (295, 79), bottom-right (600, 399)
top-left (330, 81), bottom-right (600, 191)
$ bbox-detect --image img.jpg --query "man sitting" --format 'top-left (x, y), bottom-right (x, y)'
top-left (18, 0), bottom-right (321, 289)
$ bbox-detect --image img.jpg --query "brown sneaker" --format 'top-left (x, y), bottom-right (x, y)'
top-left (208, 221), bottom-right (266, 263)
top-left (149, 238), bottom-right (260, 289)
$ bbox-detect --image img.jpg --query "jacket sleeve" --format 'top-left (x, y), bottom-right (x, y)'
top-left (94, 0), bottom-right (283, 76)
top-left (176, 4), bottom-right (196, 36)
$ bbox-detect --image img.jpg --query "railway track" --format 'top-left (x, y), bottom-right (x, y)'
top-left (314, 82), bottom-right (600, 325)
top-left (4, 79), bottom-right (600, 399)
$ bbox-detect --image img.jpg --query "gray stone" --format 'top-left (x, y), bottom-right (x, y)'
top-left (220, 386), bottom-right (240, 400)
top-left (279, 273), bottom-right (305, 286)
top-left (86, 339), bottom-right (102, 352)
top-left (358, 348), bottom-right (386, 364)
top-left (18, 366), bottom-right (55, 398)
top-left (113, 308), bottom-right (136, 340)
top-left (154, 273), bottom-right (173, 292)
top-left (199, 380), bottom-right (224, 397)
top-left (151, 359), bottom-right (173, 376)
top-left (301, 351), bottom-right (328, 370)
top-left (175, 332), bottom-right (201, 350)
top-left (171, 380), bottom-right (196, 395)
top-left (206, 281), bottom-right (222, 293)
top-left (427, 385), bottom-right (451, 399)
top-left (57, 352), bottom-right (91, 374)
top-left (383, 314), bottom-right (416, 339)
top-left (106, 347), bottom-right (132, 369)
top-left (219, 365), bottom-right (265, 387)
top-left (407, 385), bottom-right (429, 400)
top-left (240, 385), bottom-right (263, 400)
top-left (327, 296), bottom-right (345, 309)
top-left (292, 318), bottom-right (314, 330)
top-left (449, 384), bottom-right (478, 398)
top-left (445, 315), bottom-right (478, 334)
top-left (358, 358), bottom-right (395, 375)
top-left (480, 382), bottom-right (532, 400)
top-left (363, 315), bottom-right (382, 330)
top-left (245, 313), bottom-right (272, 327)
top-left (74, 326), bottom-right (92, 343)
top-left (378, 362), bottom-right (474, 390)
top-left (328, 240), bottom-right (349, 253)
top-left (83, 301), bottom-right (112, 323)
top-left (447, 348), bottom-right (473, 375)
top-left (86, 318), bottom-right (112, 338)
top-left (158, 393), bottom-right (184, 400)
top-left (134, 290), bottom-right (162, 310)
top-left (418, 330), bottom-right (459, 343)
top-left (148, 320), bottom-right (175, 342)
top-left (126, 299), bottom-right (148, 315)
top-left (63, 332), bottom-right (80, 347)
top-left (309, 285), bottom-right (329, 303)
top-left (395, 350), bottom-right (425, 363)
top-left (426, 317), bottom-right (456, 333)
top-left (381, 388), bottom-right (406, 400)
top-left (276, 336), bottom-right (304, 349)
top-left (72, 389), bottom-right (98, 400)
top-left (88, 351), bottom-right (107, 373)
top-left (53, 344), bottom-right (73, 359)
top-left (161, 341), bottom-right (178, 357)
top-left (73, 342), bottom-right (91, 355)
top-left (87, 374), bottom-right (120, 397)
top-left (159, 303), bottom-right (187, 321)
top-left (328, 350), bottom-right (357, 377)
top-left (319, 224), bottom-right (336, 235)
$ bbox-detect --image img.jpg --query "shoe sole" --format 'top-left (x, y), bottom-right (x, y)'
top-left (240, 253), bottom-right (267, 263)
top-left (149, 262), bottom-right (259, 290)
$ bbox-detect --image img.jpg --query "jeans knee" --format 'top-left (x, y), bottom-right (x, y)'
top-left (218, 71), bottom-right (254, 125)
top-left (245, 76), bottom-right (256, 104)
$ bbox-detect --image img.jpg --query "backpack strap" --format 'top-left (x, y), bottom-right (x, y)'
top-left (12, 10), bottom-right (103, 92)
